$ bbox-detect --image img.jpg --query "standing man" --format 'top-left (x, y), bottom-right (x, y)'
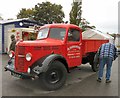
top-left (9, 34), bottom-right (16, 52)
top-left (96, 42), bottom-right (118, 83)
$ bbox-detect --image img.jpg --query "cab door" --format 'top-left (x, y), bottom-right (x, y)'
top-left (66, 28), bottom-right (82, 67)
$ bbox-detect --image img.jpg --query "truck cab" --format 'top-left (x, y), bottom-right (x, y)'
top-left (5, 24), bottom-right (108, 90)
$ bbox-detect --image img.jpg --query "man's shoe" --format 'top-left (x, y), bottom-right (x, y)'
top-left (97, 78), bottom-right (102, 82)
top-left (106, 79), bottom-right (111, 83)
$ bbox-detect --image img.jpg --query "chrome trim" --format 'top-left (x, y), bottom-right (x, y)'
top-left (18, 55), bottom-right (25, 58)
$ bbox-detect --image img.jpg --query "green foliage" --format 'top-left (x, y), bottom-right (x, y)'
top-left (69, 1), bottom-right (96, 31)
top-left (109, 33), bottom-right (116, 39)
top-left (17, 8), bottom-right (34, 19)
top-left (79, 18), bottom-right (96, 31)
top-left (69, 1), bottom-right (82, 26)
top-left (33, 2), bottom-right (64, 24)
top-left (17, 2), bottom-right (65, 24)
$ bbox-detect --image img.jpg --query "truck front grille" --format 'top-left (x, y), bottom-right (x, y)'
top-left (17, 57), bottom-right (25, 71)
top-left (18, 46), bottom-right (25, 55)
top-left (15, 46), bottom-right (25, 72)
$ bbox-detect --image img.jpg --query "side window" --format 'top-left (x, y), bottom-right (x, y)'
top-left (68, 29), bottom-right (80, 42)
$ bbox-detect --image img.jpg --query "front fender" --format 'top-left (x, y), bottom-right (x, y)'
top-left (32, 54), bottom-right (69, 74)
top-left (6, 58), bottom-right (15, 70)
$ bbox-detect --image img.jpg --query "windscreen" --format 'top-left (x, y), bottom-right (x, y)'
top-left (37, 28), bottom-right (49, 39)
top-left (49, 28), bottom-right (66, 40)
top-left (37, 27), bottom-right (66, 40)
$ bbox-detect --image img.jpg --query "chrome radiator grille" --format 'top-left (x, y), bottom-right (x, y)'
top-left (15, 46), bottom-right (25, 71)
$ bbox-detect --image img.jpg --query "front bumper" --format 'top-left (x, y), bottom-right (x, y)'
top-left (4, 58), bottom-right (38, 79)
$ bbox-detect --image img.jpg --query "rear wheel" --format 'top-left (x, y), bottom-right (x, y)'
top-left (91, 62), bottom-right (99, 72)
top-left (90, 53), bottom-right (99, 72)
top-left (39, 61), bottom-right (67, 90)
top-left (88, 53), bottom-right (99, 72)
top-left (82, 57), bottom-right (89, 64)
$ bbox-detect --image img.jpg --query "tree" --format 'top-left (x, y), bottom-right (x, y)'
top-left (69, 0), bottom-right (96, 31)
top-left (109, 33), bottom-right (116, 40)
top-left (17, 8), bottom-right (34, 19)
top-left (69, 1), bottom-right (82, 26)
top-left (79, 18), bottom-right (96, 31)
top-left (17, 2), bottom-right (65, 24)
top-left (33, 2), bottom-right (65, 24)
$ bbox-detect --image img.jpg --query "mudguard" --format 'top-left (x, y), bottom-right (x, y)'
top-left (32, 54), bottom-right (69, 74)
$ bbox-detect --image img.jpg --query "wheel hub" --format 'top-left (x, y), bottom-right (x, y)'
top-left (49, 71), bottom-right (60, 84)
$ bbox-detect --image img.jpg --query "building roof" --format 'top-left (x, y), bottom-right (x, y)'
top-left (0, 18), bottom-right (42, 25)
top-left (0, 18), bottom-right (28, 24)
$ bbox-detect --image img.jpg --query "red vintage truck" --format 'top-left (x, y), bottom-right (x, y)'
top-left (5, 24), bottom-right (109, 90)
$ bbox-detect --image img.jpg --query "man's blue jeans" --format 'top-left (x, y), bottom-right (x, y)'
top-left (98, 57), bottom-right (113, 80)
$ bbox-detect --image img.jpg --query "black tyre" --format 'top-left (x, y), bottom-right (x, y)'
top-left (91, 62), bottom-right (99, 72)
top-left (82, 57), bottom-right (89, 64)
top-left (88, 53), bottom-right (99, 72)
top-left (91, 53), bottom-right (99, 72)
top-left (39, 61), bottom-right (67, 90)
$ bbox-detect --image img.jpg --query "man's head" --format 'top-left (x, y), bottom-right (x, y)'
top-left (11, 34), bottom-right (15, 41)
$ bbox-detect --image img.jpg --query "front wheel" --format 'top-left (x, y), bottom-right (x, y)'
top-left (39, 61), bottom-right (67, 90)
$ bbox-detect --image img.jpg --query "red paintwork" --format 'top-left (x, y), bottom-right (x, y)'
top-left (82, 39), bottom-right (109, 56)
top-left (14, 24), bottom-right (108, 72)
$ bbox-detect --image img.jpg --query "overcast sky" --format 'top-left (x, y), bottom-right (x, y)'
top-left (0, 0), bottom-right (119, 33)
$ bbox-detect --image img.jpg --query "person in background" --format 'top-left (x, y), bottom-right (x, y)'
top-left (96, 42), bottom-right (118, 83)
top-left (9, 34), bottom-right (16, 52)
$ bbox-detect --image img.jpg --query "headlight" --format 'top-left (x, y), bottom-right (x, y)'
top-left (26, 53), bottom-right (32, 61)
top-left (27, 68), bottom-right (31, 73)
top-left (9, 51), bottom-right (15, 58)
